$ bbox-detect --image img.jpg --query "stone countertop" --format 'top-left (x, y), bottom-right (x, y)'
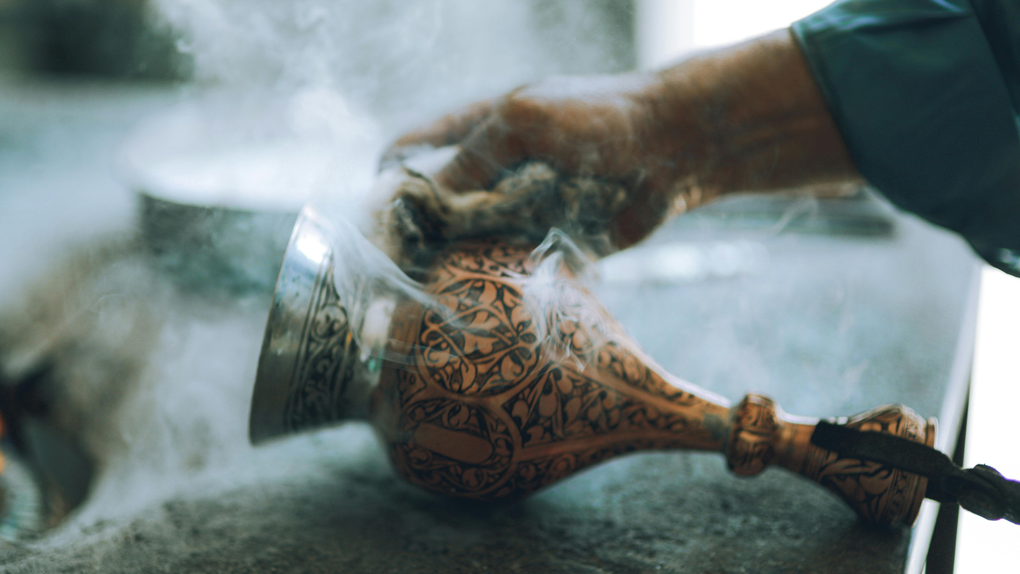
top-left (0, 428), bottom-right (931, 574)
top-left (0, 76), bottom-right (978, 574)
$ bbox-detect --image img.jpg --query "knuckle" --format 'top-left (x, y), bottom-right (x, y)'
top-left (497, 91), bottom-right (551, 130)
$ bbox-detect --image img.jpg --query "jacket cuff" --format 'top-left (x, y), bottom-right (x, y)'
top-left (792, 0), bottom-right (1020, 275)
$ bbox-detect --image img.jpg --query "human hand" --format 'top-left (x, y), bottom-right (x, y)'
top-left (381, 74), bottom-right (684, 251)
top-left (377, 30), bottom-right (859, 260)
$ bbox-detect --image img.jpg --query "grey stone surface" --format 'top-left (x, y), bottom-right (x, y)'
top-left (1, 428), bottom-right (920, 574)
top-left (0, 76), bottom-right (977, 574)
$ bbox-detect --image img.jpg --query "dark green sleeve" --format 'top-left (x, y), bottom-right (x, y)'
top-left (792, 0), bottom-right (1020, 275)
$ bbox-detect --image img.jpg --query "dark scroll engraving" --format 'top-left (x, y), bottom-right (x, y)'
top-left (372, 240), bottom-right (932, 524)
top-left (801, 405), bottom-right (930, 525)
top-left (283, 257), bottom-right (361, 434)
top-left (381, 240), bottom-right (726, 500)
top-left (726, 394), bottom-right (780, 476)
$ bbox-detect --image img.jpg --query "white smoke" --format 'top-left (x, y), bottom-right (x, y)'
top-left (151, 0), bottom-right (632, 135)
top-left (3, 0), bottom-right (636, 546)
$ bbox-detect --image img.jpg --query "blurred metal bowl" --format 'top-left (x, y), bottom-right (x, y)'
top-left (120, 101), bottom-right (338, 297)
top-left (137, 190), bottom-right (297, 296)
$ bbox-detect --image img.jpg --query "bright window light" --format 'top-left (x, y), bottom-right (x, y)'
top-left (637, 0), bottom-right (832, 69)
top-left (955, 267), bottom-right (1020, 572)
top-left (693, 0), bottom-right (831, 49)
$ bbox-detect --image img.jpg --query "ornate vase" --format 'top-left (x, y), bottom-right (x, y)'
top-left (250, 208), bottom-right (936, 526)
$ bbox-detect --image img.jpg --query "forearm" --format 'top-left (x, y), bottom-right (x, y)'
top-left (383, 28), bottom-right (866, 252)
top-left (640, 29), bottom-right (861, 205)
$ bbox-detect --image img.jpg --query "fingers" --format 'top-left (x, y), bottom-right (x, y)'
top-left (381, 100), bottom-right (495, 169)
top-left (432, 90), bottom-right (558, 191)
top-left (432, 115), bottom-right (527, 191)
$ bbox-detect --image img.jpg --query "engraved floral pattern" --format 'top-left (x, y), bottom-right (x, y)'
top-left (390, 399), bottom-right (514, 494)
top-left (418, 276), bottom-right (540, 396)
top-left (380, 240), bottom-right (725, 500)
top-left (275, 238), bottom-right (931, 524)
top-left (800, 405), bottom-right (930, 525)
top-left (726, 395), bottom-right (781, 476)
top-left (504, 364), bottom-right (693, 447)
top-left (284, 258), bottom-right (360, 434)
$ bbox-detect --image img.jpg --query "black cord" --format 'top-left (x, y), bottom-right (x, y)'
top-left (811, 420), bottom-right (1020, 525)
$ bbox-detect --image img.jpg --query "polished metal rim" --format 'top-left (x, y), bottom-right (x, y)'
top-left (249, 208), bottom-right (333, 444)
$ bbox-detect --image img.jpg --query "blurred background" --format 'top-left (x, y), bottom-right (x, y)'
top-left (0, 1), bottom-right (1008, 573)
top-left (0, 0), bottom-right (838, 80)
top-left (0, 0), bottom-right (185, 79)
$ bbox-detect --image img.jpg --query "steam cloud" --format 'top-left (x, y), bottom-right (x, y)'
top-left (1, 0), bottom-right (635, 544)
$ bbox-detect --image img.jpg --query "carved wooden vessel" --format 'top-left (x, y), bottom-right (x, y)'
top-left (250, 208), bottom-right (936, 526)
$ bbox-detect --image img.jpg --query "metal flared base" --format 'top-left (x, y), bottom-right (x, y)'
top-left (249, 208), bottom-right (363, 444)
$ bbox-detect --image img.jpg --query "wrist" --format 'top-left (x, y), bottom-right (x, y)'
top-left (648, 29), bottom-right (860, 206)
